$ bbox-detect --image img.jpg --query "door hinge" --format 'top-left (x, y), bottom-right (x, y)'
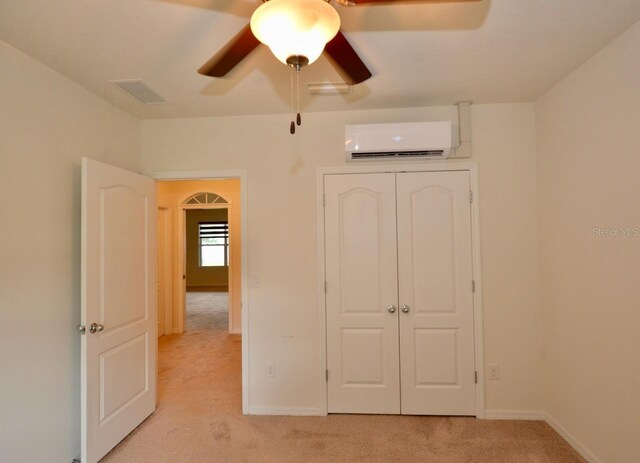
top-left (324, 281), bottom-right (327, 293)
top-left (326, 369), bottom-right (329, 381)
top-left (475, 371), bottom-right (478, 384)
top-left (469, 190), bottom-right (473, 203)
top-left (472, 280), bottom-right (476, 293)
top-left (322, 194), bottom-right (326, 207)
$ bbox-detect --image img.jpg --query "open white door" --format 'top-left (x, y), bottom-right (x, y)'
top-left (81, 158), bottom-right (157, 463)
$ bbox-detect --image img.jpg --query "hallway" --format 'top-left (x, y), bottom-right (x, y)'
top-left (185, 291), bottom-right (230, 332)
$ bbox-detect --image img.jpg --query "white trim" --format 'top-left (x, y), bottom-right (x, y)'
top-left (151, 169), bottom-right (246, 180)
top-left (469, 164), bottom-right (486, 419)
top-left (316, 171), bottom-right (328, 416)
top-left (181, 203), bottom-right (230, 210)
top-left (241, 174), bottom-right (249, 414)
top-left (176, 208), bottom-right (186, 333)
top-left (157, 207), bottom-right (173, 335)
top-left (317, 159), bottom-right (477, 176)
top-left (484, 409), bottom-right (545, 420)
top-left (146, 169), bottom-right (250, 415)
top-left (183, 192), bottom-right (230, 206)
top-left (316, 161), bottom-right (485, 418)
top-left (484, 410), bottom-right (603, 462)
top-left (248, 406), bottom-right (324, 416)
top-left (544, 413), bottom-right (602, 463)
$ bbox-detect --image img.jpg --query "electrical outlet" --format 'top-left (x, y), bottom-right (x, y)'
top-left (267, 362), bottom-right (276, 378)
top-left (488, 364), bottom-right (500, 380)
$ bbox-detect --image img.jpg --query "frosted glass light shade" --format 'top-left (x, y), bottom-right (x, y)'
top-left (250, 0), bottom-right (340, 66)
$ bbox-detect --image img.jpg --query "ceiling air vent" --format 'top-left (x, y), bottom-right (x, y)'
top-left (109, 79), bottom-right (167, 105)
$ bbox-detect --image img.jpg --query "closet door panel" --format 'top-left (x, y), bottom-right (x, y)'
top-left (397, 171), bottom-right (476, 415)
top-left (325, 173), bottom-right (400, 414)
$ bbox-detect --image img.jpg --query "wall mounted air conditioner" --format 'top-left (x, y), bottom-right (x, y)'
top-left (345, 121), bottom-right (453, 162)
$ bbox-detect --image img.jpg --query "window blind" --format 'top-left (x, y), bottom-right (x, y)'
top-left (199, 222), bottom-right (228, 239)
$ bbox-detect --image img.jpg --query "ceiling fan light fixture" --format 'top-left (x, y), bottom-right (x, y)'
top-left (250, 0), bottom-right (340, 66)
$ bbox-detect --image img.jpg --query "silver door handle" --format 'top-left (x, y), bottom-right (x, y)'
top-left (401, 305), bottom-right (410, 313)
top-left (387, 305), bottom-right (396, 314)
top-left (89, 323), bottom-right (105, 334)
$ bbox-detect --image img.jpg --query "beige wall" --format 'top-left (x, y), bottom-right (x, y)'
top-left (536, 19), bottom-right (640, 463)
top-left (157, 180), bottom-right (242, 333)
top-left (2, 13), bottom-right (637, 459)
top-left (142, 103), bottom-right (542, 413)
top-left (0, 41), bottom-right (140, 462)
top-left (186, 208), bottom-right (229, 289)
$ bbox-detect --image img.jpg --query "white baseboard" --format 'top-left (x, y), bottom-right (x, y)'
top-left (485, 410), bottom-right (601, 462)
top-left (249, 406), bottom-right (324, 416)
top-left (544, 413), bottom-right (601, 463)
top-left (484, 409), bottom-right (545, 420)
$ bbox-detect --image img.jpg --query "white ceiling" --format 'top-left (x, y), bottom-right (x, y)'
top-left (1, 0), bottom-right (640, 119)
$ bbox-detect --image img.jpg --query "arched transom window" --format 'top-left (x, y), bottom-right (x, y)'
top-left (183, 192), bottom-right (229, 205)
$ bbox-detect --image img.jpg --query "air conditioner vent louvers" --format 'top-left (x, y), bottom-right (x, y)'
top-left (351, 150), bottom-right (445, 159)
top-left (109, 79), bottom-right (167, 105)
top-left (397, 150), bottom-right (444, 157)
top-left (351, 152), bottom-right (397, 159)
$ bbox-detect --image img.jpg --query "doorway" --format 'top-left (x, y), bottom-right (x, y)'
top-left (154, 175), bottom-right (248, 413)
top-left (156, 180), bottom-right (242, 335)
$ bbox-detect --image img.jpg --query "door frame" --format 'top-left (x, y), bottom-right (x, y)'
top-left (177, 202), bottom-right (234, 334)
top-left (157, 206), bottom-right (171, 336)
top-left (316, 161), bottom-right (485, 418)
top-left (148, 169), bottom-right (249, 414)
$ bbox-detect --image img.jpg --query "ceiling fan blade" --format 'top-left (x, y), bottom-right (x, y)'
top-left (324, 31), bottom-right (372, 85)
top-left (198, 24), bottom-right (260, 77)
top-left (340, 0), bottom-right (480, 4)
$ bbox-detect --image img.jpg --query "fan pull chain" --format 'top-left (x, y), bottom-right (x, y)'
top-left (296, 68), bottom-right (302, 127)
top-left (290, 67), bottom-right (295, 134)
top-left (288, 64), bottom-right (304, 135)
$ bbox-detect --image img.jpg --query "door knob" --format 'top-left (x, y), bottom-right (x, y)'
top-left (387, 305), bottom-right (396, 314)
top-left (401, 305), bottom-right (410, 313)
top-left (89, 323), bottom-right (105, 334)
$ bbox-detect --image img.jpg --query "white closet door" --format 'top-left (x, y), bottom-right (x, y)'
top-left (325, 173), bottom-right (401, 414)
top-left (396, 171), bottom-right (476, 415)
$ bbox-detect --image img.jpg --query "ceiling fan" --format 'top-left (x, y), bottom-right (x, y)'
top-left (197, 0), bottom-right (480, 85)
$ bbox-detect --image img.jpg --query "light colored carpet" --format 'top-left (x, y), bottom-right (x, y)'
top-left (100, 325), bottom-right (585, 463)
top-left (186, 291), bottom-right (229, 332)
